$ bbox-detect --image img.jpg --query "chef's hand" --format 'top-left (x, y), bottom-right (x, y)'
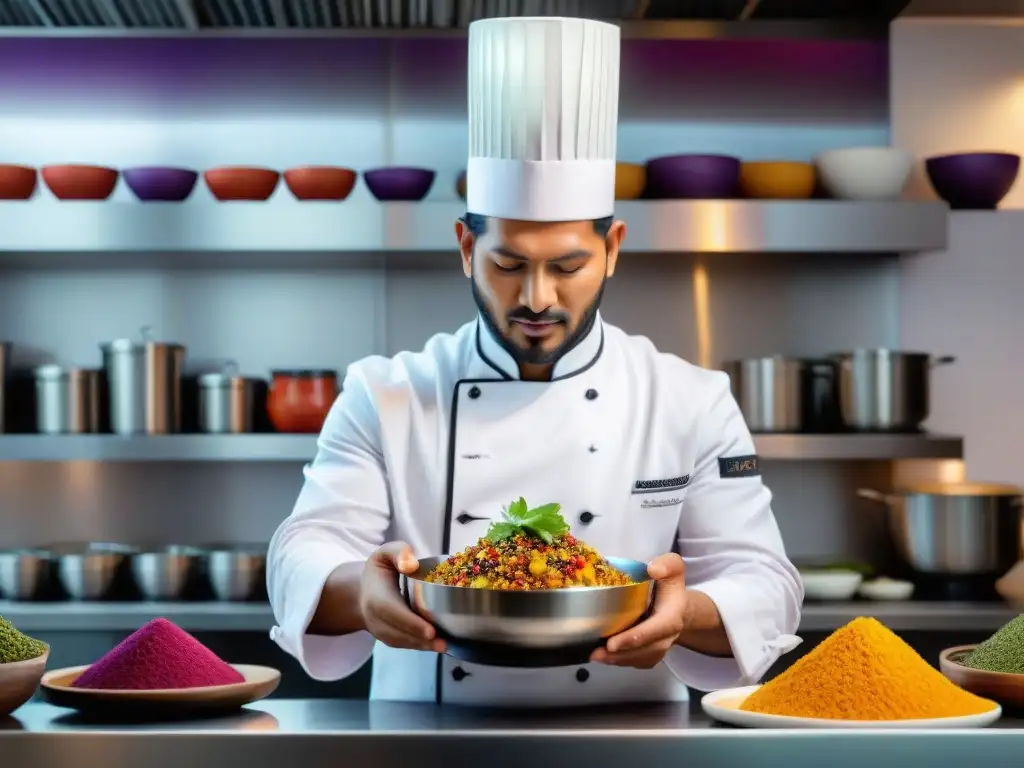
top-left (359, 541), bottom-right (446, 653)
top-left (590, 553), bottom-right (686, 669)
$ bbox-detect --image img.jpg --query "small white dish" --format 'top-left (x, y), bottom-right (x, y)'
top-left (859, 578), bottom-right (915, 601)
top-left (814, 146), bottom-right (914, 201)
top-left (701, 685), bottom-right (1002, 729)
top-left (800, 570), bottom-right (862, 601)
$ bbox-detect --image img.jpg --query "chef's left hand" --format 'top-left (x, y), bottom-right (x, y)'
top-left (590, 553), bottom-right (686, 669)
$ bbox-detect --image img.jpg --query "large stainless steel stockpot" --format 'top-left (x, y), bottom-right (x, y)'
top-left (100, 326), bottom-right (185, 435)
top-left (859, 483), bottom-right (1024, 575)
top-left (721, 356), bottom-right (803, 433)
top-left (834, 349), bottom-right (954, 431)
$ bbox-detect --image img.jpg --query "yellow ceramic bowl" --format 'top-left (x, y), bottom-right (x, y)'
top-left (739, 161), bottom-right (816, 199)
top-left (615, 163), bottom-right (646, 200)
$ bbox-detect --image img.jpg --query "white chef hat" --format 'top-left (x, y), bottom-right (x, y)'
top-left (466, 16), bottom-right (621, 222)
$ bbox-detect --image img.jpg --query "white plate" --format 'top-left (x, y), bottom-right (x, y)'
top-left (701, 685), bottom-right (1002, 729)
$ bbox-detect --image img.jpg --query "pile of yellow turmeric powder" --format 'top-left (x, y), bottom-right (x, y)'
top-left (741, 617), bottom-right (997, 720)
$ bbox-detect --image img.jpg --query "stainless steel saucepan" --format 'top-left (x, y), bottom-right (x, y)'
top-left (858, 483), bottom-right (1024, 575)
top-left (834, 349), bottom-right (954, 432)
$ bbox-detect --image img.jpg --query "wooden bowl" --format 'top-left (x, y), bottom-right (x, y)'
top-left (0, 648), bottom-right (48, 716)
top-left (204, 167), bottom-right (280, 201)
top-left (615, 162), bottom-right (646, 200)
top-left (739, 161), bottom-right (816, 199)
top-left (283, 166), bottom-right (357, 201)
top-left (39, 662), bottom-right (280, 717)
top-left (940, 645), bottom-right (1024, 707)
top-left (0, 165), bottom-right (38, 199)
top-left (42, 165), bottom-right (119, 200)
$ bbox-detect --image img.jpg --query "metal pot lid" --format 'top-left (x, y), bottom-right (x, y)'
top-left (897, 482), bottom-right (1023, 497)
top-left (198, 372), bottom-right (260, 387)
top-left (34, 364), bottom-right (100, 380)
top-left (270, 369), bottom-right (338, 378)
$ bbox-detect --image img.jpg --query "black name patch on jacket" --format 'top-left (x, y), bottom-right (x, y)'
top-left (719, 455), bottom-right (760, 478)
top-left (632, 475), bottom-right (691, 494)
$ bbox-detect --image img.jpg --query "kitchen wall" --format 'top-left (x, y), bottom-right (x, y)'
top-left (892, 18), bottom-right (1024, 485)
top-left (0, 36), bottom-right (900, 563)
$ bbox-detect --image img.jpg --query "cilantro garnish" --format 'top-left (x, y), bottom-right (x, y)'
top-left (485, 498), bottom-right (570, 545)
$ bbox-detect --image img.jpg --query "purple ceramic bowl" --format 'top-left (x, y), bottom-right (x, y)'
top-left (123, 166), bottom-right (199, 202)
top-left (364, 167), bottom-right (436, 202)
top-left (645, 154), bottom-right (742, 199)
top-left (924, 152), bottom-right (1020, 210)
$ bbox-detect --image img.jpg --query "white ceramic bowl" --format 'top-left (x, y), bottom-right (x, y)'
top-left (814, 147), bottom-right (914, 201)
top-left (858, 578), bottom-right (915, 601)
top-left (800, 570), bottom-right (863, 601)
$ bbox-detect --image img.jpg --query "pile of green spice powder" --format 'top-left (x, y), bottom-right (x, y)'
top-left (0, 616), bottom-right (46, 663)
top-left (965, 615), bottom-right (1024, 674)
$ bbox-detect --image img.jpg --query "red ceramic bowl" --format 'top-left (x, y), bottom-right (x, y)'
top-left (204, 167), bottom-right (280, 201)
top-left (42, 165), bottom-right (119, 201)
top-left (0, 165), bottom-right (38, 199)
top-left (284, 166), bottom-right (357, 201)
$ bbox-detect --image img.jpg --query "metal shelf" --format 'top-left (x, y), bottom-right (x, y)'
top-left (0, 433), bottom-right (962, 462)
top-left (752, 434), bottom-right (962, 460)
top-left (0, 600), bottom-right (1010, 633)
top-left (799, 602), bottom-right (1018, 632)
top-left (0, 201), bottom-right (948, 262)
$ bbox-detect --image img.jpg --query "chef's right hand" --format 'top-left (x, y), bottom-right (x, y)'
top-left (359, 541), bottom-right (446, 653)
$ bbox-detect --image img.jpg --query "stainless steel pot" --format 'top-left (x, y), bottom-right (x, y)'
top-left (34, 365), bottom-right (102, 434)
top-left (721, 356), bottom-right (803, 433)
top-left (834, 350), bottom-right (955, 432)
top-left (100, 326), bottom-right (185, 435)
top-left (858, 483), bottom-right (1024, 575)
top-left (198, 363), bottom-right (259, 434)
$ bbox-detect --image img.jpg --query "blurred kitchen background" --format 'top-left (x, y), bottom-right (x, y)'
top-left (0, 0), bottom-right (1022, 702)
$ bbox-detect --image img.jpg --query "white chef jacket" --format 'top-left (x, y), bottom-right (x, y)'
top-left (267, 314), bottom-right (803, 706)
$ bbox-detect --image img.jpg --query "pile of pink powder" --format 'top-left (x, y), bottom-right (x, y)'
top-left (72, 617), bottom-right (245, 690)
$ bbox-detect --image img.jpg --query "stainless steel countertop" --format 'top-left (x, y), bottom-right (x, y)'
top-left (2, 599), bottom-right (1014, 633)
top-left (4, 699), bottom-right (1024, 768)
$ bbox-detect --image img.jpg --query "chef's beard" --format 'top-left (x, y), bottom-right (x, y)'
top-left (472, 276), bottom-right (605, 367)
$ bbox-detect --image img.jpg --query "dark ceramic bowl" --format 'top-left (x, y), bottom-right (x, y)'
top-left (645, 154), bottom-right (741, 199)
top-left (284, 166), bottom-right (357, 201)
top-left (924, 152), bottom-right (1021, 210)
top-left (42, 165), bottom-right (119, 201)
top-left (0, 165), bottom-right (37, 199)
top-left (122, 166), bottom-right (198, 202)
top-left (364, 167), bottom-right (435, 202)
top-left (204, 167), bottom-right (280, 201)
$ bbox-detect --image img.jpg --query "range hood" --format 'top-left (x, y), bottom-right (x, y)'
top-left (0, 0), bottom-right (913, 32)
top-left (1, 0), bottom-right (1018, 33)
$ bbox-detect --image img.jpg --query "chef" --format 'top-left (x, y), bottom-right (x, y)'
top-left (267, 16), bottom-right (802, 707)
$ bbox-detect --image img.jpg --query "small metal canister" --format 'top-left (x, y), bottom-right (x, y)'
top-left (100, 326), bottom-right (185, 435)
top-left (198, 364), bottom-right (259, 434)
top-left (34, 365), bottom-right (102, 434)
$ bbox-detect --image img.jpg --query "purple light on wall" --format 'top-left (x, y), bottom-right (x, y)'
top-left (0, 37), bottom-right (889, 122)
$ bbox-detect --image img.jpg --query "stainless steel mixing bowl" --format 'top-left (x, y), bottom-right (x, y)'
top-left (132, 546), bottom-right (205, 600)
top-left (49, 542), bottom-right (137, 600)
top-left (403, 556), bottom-right (653, 652)
top-left (206, 546), bottom-right (267, 602)
top-left (0, 548), bottom-right (53, 600)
